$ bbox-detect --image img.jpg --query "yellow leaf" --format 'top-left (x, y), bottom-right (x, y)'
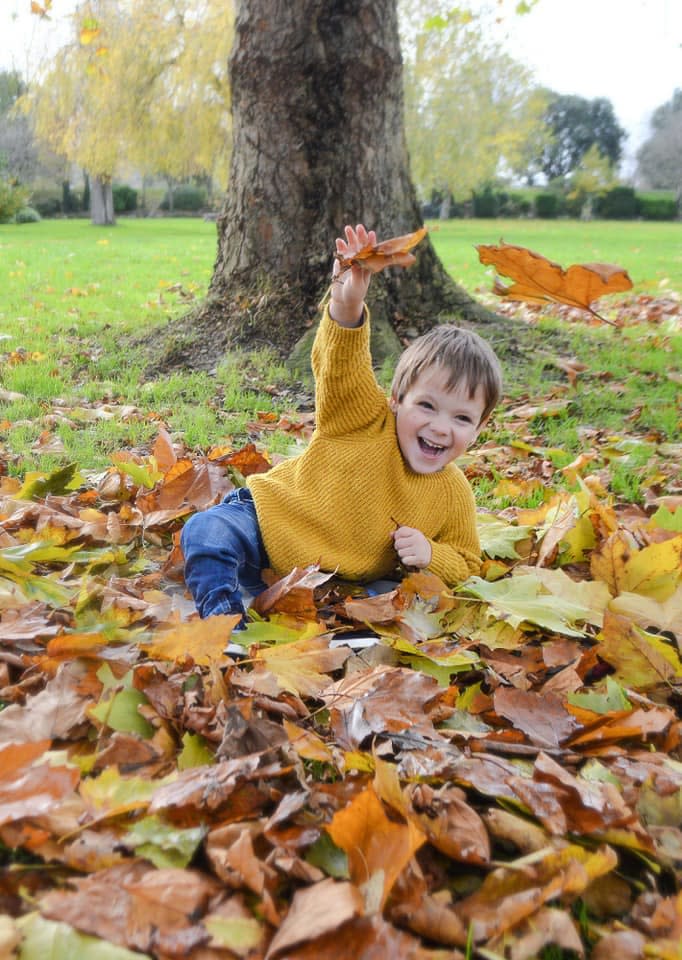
top-left (80, 26), bottom-right (101, 46)
top-left (142, 614), bottom-right (241, 665)
top-left (591, 533), bottom-right (682, 601)
top-left (283, 719), bottom-right (335, 764)
top-left (256, 635), bottom-right (350, 697)
top-left (596, 611), bottom-right (682, 689)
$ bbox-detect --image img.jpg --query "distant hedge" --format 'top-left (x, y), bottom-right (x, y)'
top-left (424, 187), bottom-right (679, 221)
top-left (113, 184), bottom-right (138, 213)
top-left (161, 185), bottom-right (208, 211)
top-left (637, 192), bottom-right (678, 221)
top-left (595, 186), bottom-right (639, 219)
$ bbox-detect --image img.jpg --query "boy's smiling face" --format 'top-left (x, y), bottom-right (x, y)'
top-left (390, 365), bottom-right (487, 474)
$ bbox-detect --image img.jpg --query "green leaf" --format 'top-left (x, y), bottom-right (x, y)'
top-left (203, 916), bottom-right (263, 956)
top-left (89, 688), bottom-right (154, 739)
top-left (477, 514), bottom-right (533, 559)
top-left (459, 574), bottom-right (590, 637)
top-left (125, 815), bottom-right (206, 869)
top-left (115, 461), bottom-right (161, 488)
top-left (17, 913), bottom-right (150, 959)
top-left (80, 765), bottom-right (175, 814)
top-left (178, 732), bottom-right (215, 770)
top-left (306, 832), bottom-right (350, 879)
top-left (650, 505), bottom-right (682, 532)
top-left (16, 463), bottom-right (82, 500)
top-left (567, 676), bottom-right (632, 714)
top-left (387, 634), bottom-right (479, 685)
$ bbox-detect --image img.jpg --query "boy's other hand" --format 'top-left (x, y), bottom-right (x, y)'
top-left (392, 525), bottom-right (432, 570)
top-left (330, 223), bottom-right (376, 327)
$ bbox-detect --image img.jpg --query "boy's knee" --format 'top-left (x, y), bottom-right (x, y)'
top-left (181, 508), bottom-right (222, 552)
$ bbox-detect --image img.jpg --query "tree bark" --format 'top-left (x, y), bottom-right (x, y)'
top-left (195, 0), bottom-right (494, 364)
top-left (90, 175), bottom-right (115, 226)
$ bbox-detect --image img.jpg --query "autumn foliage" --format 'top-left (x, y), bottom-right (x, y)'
top-left (0, 399), bottom-right (681, 959)
top-left (477, 241), bottom-right (633, 324)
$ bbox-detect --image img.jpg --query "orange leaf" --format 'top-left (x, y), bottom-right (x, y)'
top-left (31, 0), bottom-right (52, 18)
top-left (327, 784), bottom-right (426, 906)
top-left (336, 227), bottom-right (427, 274)
top-left (477, 241), bottom-right (632, 323)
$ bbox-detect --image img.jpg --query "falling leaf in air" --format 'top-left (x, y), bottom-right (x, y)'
top-left (476, 241), bottom-right (632, 323)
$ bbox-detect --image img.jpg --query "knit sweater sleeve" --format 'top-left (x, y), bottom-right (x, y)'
top-left (426, 472), bottom-right (482, 585)
top-left (311, 306), bottom-right (388, 436)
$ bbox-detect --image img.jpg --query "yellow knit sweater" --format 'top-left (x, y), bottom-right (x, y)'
top-left (247, 307), bottom-right (481, 585)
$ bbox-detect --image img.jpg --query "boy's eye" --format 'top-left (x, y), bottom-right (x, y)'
top-left (418, 401), bottom-right (434, 410)
top-left (455, 415), bottom-right (472, 424)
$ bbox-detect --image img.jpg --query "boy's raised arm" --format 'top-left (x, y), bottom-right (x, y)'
top-left (329, 224), bottom-right (376, 328)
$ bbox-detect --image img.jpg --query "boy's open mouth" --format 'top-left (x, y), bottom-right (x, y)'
top-left (418, 437), bottom-right (446, 457)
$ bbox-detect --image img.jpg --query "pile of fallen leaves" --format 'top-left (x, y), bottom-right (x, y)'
top-left (0, 419), bottom-right (681, 960)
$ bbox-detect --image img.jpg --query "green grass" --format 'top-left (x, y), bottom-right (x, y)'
top-left (0, 217), bottom-right (680, 501)
top-left (0, 218), bottom-right (296, 472)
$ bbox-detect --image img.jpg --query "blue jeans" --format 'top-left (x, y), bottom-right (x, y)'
top-left (180, 488), bottom-right (269, 619)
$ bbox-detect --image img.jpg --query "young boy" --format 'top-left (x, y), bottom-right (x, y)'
top-left (181, 224), bottom-right (502, 623)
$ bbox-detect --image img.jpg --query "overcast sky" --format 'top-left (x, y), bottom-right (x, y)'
top-left (3, 0), bottom-right (681, 172)
top-left (497, 0), bottom-right (682, 170)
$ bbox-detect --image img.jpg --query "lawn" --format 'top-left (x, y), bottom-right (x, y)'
top-left (0, 216), bottom-right (679, 506)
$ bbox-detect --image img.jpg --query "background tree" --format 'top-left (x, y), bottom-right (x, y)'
top-left (0, 69), bottom-right (41, 185)
top-left (401, 2), bottom-right (547, 203)
top-left (566, 143), bottom-right (617, 218)
top-left (25, 0), bottom-right (233, 224)
top-left (184, 0), bottom-right (495, 369)
top-left (636, 89), bottom-right (682, 196)
top-left (539, 93), bottom-right (626, 181)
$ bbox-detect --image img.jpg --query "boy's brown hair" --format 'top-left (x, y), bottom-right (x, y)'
top-left (391, 324), bottom-right (502, 423)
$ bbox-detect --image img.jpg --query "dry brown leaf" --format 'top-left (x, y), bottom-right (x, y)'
top-left (336, 227), bottom-right (427, 274)
top-left (477, 241), bottom-right (632, 323)
top-left (265, 878), bottom-right (363, 958)
top-left (493, 687), bottom-right (580, 749)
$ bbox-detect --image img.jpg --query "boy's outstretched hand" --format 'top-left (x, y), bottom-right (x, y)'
top-left (392, 525), bottom-right (432, 570)
top-left (329, 224), bottom-right (376, 328)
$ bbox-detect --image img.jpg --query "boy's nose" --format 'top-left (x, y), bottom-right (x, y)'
top-left (432, 415), bottom-right (450, 436)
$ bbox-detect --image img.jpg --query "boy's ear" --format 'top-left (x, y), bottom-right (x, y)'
top-left (389, 394), bottom-right (399, 413)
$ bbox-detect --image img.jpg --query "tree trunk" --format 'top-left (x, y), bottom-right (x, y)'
top-left (90, 175), bottom-right (115, 226)
top-left (194, 0), bottom-right (495, 365)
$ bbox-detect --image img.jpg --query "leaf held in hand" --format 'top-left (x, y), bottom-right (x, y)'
top-left (476, 241), bottom-right (632, 323)
top-left (336, 227), bottom-right (427, 274)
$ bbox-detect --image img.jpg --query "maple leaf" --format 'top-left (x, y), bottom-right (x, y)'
top-left (142, 614), bottom-right (242, 664)
top-left (255, 635), bottom-right (350, 697)
top-left (326, 785), bottom-right (426, 907)
top-left (335, 227), bottom-right (427, 273)
top-left (477, 241), bottom-right (633, 323)
top-left (460, 574), bottom-right (592, 637)
top-left (595, 611), bottom-right (682, 689)
top-left (591, 532), bottom-right (682, 601)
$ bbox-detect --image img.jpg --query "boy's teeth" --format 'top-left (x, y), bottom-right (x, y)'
top-left (421, 438), bottom-right (444, 452)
